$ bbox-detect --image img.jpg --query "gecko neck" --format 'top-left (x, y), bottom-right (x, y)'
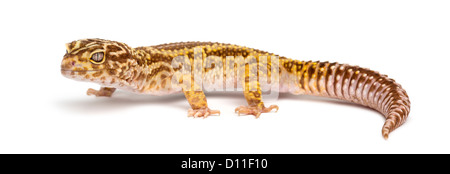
top-left (117, 47), bottom-right (178, 95)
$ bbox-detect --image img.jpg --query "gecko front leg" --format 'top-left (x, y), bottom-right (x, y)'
top-left (87, 87), bottom-right (116, 97)
top-left (184, 90), bottom-right (220, 118)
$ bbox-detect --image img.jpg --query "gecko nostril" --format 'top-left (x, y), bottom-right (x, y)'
top-left (71, 61), bottom-right (76, 66)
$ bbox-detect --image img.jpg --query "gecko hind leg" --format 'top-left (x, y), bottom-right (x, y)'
top-left (87, 87), bottom-right (116, 97)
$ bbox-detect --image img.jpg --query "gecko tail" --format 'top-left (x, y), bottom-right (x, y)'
top-left (379, 83), bottom-right (410, 140)
top-left (382, 118), bottom-right (395, 140)
top-left (382, 97), bottom-right (410, 139)
top-left (285, 60), bottom-right (411, 139)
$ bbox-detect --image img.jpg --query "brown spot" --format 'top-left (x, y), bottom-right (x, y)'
top-left (107, 45), bottom-right (129, 63)
top-left (111, 63), bottom-right (120, 69)
top-left (148, 66), bottom-right (171, 78)
top-left (137, 73), bottom-right (146, 81)
top-left (121, 65), bottom-right (128, 72)
top-left (108, 69), bottom-right (117, 75)
top-left (91, 64), bottom-right (100, 69)
top-left (118, 42), bottom-right (131, 55)
top-left (107, 45), bottom-right (122, 53)
top-left (161, 79), bottom-right (167, 88)
top-left (77, 71), bottom-right (87, 75)
top-left (149, 81), bottom-right (156, 88)
top-left (92, 71), bottom-right (102, 77)
top-left (253, 92), bottom-right (261, 98)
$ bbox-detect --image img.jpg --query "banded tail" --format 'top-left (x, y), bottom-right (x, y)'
top-left (282, 60), bottom-right (410, 139)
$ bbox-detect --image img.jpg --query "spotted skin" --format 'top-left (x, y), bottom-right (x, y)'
top-left (61, 38), bottom-right (410, 139)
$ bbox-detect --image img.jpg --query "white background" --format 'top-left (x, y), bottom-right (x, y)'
top-left (0, 0), bottom-right (449, 154)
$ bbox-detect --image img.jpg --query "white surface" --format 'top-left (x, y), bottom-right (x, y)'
top-left (0, 0), bottom-right (449, 154)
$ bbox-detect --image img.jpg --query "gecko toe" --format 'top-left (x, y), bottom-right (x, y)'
top-left (86, 87), bottom-right (115, 97)
top-left (187, 108), bottom-right (220, 118)
top-left (234, 104), bottom-right (279, 118)
top-left (87, 88), bottom-right (98, 96)
top-left (263, 105), bottom-right (279, 113)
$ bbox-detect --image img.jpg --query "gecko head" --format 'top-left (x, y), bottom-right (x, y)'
top-left (61, 38), bottom-right (136, 84)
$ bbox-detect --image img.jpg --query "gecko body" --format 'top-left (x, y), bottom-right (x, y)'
top-left (61, 39), bottom-right (410, 139)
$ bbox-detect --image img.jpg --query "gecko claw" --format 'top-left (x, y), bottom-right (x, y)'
top-left (187, 108), bottom-right (220, 118)
top-left (265, 105), bottom-right (279, 113)
top-left (234, 104), bottom-right (279, 118)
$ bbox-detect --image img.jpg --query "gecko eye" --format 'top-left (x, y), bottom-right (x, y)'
top-left (90, 52), bottom-right (105, 64)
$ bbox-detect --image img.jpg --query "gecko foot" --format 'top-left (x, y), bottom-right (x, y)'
top-left (87, 87), bottom-right (116, 97)
top-left (187, 108), bottom-right (220, 118)
top-left (235, 104), bottom-right (279, 118)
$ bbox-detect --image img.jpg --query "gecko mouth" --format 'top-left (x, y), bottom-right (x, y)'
top-left (60, 69), bottom-right (105, 77)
